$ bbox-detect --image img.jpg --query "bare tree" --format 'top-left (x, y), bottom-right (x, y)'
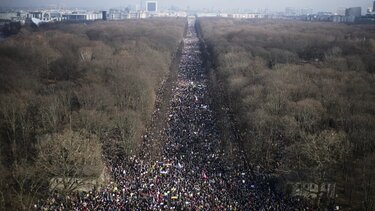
top-left (282, 130), bottom-right (351, 207)
top-left (0, 95), bottom-right (22, 158)
top-left (0, 163), bottom-right (6, 210)
top-left (357, 154), bottom-right (375, 211)
top-left (11, 161), bottom-right (45, 210)
top-left (36, 130), bottom-right (103, 195)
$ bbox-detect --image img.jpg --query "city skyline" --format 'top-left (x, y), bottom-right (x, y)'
top-left (0, 0), bottom-right (374, 12)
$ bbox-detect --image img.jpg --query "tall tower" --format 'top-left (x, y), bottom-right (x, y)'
top-left (146, 1), bottom-right (158, 13)
top-left (345, 7), bottom-right (362, 17)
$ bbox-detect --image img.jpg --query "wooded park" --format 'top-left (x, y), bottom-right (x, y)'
top-left (0, 18), bottom-right (185, 210)
top-left (198, 18), bottom-right (375, 209)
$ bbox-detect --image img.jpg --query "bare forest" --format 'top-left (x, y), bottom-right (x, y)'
top-left (0, 18), bottom-right (185, 209)
top-left (198, 18), bottom-right (375, 209)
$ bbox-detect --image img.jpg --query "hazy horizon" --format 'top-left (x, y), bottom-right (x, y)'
top-left (0, 0), bottom-right (374, 12)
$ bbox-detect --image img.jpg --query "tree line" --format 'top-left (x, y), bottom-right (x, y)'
top-left (0, 18), bottom-right (185, 210)
top-left (198, 18), bottom-right (375, 210)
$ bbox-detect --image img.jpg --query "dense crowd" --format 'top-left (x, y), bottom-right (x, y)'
top-left (37, 17), bottom-right (311, 210)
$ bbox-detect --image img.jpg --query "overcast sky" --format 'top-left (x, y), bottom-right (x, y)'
top-left (0, 0), bottom-right (373, 12)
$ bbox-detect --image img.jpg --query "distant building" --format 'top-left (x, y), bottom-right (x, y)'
top-left (373, 1), bottom-right (375, 13)
top-left (62, 14), bottom-right (86, 21)
top-left (128, 11), bottom-right (147, 19)
top-left (356, 15), bottom-right (375, 23)
top-left (332, 15), bottom-right (356, 23)
top-left (367, 7), bottom-right (373, 14)
top-left (30, 12), bottom-right (43, 20)
top-left (62, 13), bottom-right (102, 21)
top-left (345, 7), bottom-right (362, 17)
top-left (50, 12), bottom-right (62, 21)
top-left (102, 11), bottom-right (107, 20)
top-left (86, 13), bottom-right (102, 20)
top-left (229, 13), bottom-right (265, 19)
top-left (152, 11), bottom-right (187, 18)
top-left (146, 1), bottom-right (158, 13)
top-left (28, 11), bottom-right (63, 22)
top-left (108, 9), bottom-right (128, 20)
top-left (196, 13), bottom-right (220, 17)
top-left (306, 13), bottom-right (334, 22)
top-left (0, 12), bottom-right (18, 21)
top-left (218, 13), bottom-right (229, 18)
top-left (336, 7), bottom-right (346, 16)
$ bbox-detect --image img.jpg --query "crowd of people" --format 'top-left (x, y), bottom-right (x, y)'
top-left (37, 17), bottom-right (312, 210)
